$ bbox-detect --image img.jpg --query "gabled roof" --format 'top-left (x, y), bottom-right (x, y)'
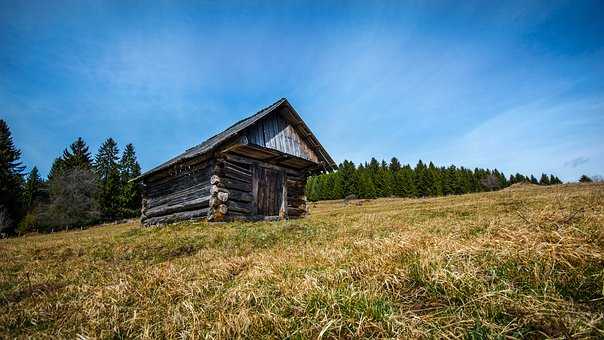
top-left (137, 98), bottom-right (336, 180)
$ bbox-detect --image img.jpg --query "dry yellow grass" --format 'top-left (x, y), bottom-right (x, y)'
top-left (1, 183), bottom-right (603, 338)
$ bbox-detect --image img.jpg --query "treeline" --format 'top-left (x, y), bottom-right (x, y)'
top-left (0, 119), bottom-right (141, 235)
top-left (306, 158), bottom-right (563, 201)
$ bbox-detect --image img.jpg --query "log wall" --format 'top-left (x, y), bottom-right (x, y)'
top-left (210, 155), bottom-right (308, 221)
top-left (141, 160), bottom-right (212, 225)
top-left (140, 153), bottom-right (309, 225)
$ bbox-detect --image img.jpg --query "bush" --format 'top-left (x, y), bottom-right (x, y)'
top-left (16, 212), bottom-right (37, 235)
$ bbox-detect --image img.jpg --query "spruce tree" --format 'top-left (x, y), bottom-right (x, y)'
top-left (23, 166), bottom-right (43, 211)
top-left (305, 176), bottom-right (318, 201)
top-left (47, 158), bottom-right (64, 182)
top-left (389, 157), bottom-right (401, 173)
top-left (427, 162), bottom-right (442, 196)
top-left (94, 138), bottom-right (121, 220)
top-left (539, 173), bottom-right (550, 185)
top-left (443, 165), bottom-right (457, 195)
top-left (358, 170), bottom-right (376, 199)
top-left (323, 174), bottom-right (335, 200)
top-left (397, 165), bottom-right (417, 197)
top-left (339, 160), bottom-right (358, 197)
top-left (331, 172), bottom-right (344, 199)
top-left (118, 143), bottom-right (142, 213)
top-left (0, 119), bottom-right (25, 232)
top-left (62, 137), bottom-right (93, 171)
top-left (415, 160), bottom-right (428, 197)
top-left (367, 158), bottom-right (381, 196)
top-left (375, 160), bottom-right (392, 197)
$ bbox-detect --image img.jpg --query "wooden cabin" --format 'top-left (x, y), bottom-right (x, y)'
top-left (136, 98), bottom-right (336, 225)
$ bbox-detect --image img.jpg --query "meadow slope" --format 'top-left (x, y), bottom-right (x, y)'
top-left (1, 183), bottom-right (603, 338)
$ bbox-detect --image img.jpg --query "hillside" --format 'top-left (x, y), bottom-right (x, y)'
top-left (1, 183), bottom-right (603, 338)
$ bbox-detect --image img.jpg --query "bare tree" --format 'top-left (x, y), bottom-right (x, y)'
top-left (41, 168), bottom-right (100, 229)
top-left (480, 174), bottom-right (501, 191)
top-left (591, 175), bottom-right (604, 183)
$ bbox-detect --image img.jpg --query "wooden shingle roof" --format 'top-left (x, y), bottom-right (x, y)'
top-left (138, 98), bottom-right (336, 180)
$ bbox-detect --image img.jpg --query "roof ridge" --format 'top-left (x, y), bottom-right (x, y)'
top-left (184, 97), bottom-right (287, 152)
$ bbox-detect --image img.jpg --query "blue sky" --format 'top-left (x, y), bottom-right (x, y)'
top-left (1, 0), bottom-right (603, 181)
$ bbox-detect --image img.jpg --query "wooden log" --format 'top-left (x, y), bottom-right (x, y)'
top-left (210, 175), bottom-right (221, 185)
top-left (142, 208), bottom-right (210, 226)
top-left (216, 191), bottom-right (229, 202)
top-left (147, 192), bottom-right (210, 212)
top-left (145, 173), bottom-right (211, 197)
top-left (146, 183), bottom-right (211, 208)
top-left (224, 160), bottom-right (251, 174)
top-left (287, 207), bottom-right (306, 216)
top-left (228, 200), bottom-right (253, 214)
top-left (145, 160), bottom-right (211, 185)
top-left (221, 177), bottom-right (252, 192)
top-left (144, 195), bottom-right (211, 218)
top-left (287, 197), bottom-right (306, 207)
top-left (222, 165), bottom-right (252, 182)
top-left (228, 189), bottom-right (253, 203)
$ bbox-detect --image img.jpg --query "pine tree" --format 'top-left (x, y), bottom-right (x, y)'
top-left (0, 119), bottom-right (25, 232)
top-left (427, 162), bottom-right (442, 196)
top-left (47, 158), bottom-right (64, 182)
top-left (305, 176), bottom-right (318, 201)
top-left (539, 173), bottom-right (550, 185)
top-left (530, 175), bottom-right (539, 184)
top-left (23, 166), bottom-right (43, 211)
top-left (339, 160), bottom-right (358, 197)
top-left (94, 138), bottom-right (121, 220)
top-left (367, 158), bottom-right (381, 196)
top-left (389, 157), bottom-right (401, 173)
top-left (579, 175), bottom-right (592, 183)
top-left (358, 170), bottom-right (376, 199)
top-left (118, 143), bottom-right (142, 213)
top-left (415, 160), bottom-right (428, 197)
top-left (62, 137), bottom-right (93, 171)
top-left (383, 167), bottom-right (395, 197)
top-left (374, 160), bottom-right (392, 197)
top-left (322, 174), bottom-right (335, 200)
top-left (443, 165), bottom-right (457, 195)
top-left (315, 176), bottom-right (326, 200)
top-left (331, 172), bottom-right (344, 199)
top-left (457, 167), bottom-right (472, 194)
top-left (396, 165), bottom-right (417, 197)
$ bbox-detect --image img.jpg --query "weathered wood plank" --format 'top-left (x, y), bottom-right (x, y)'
top-left (146, 183), bottom-right (211, 208)
top-left (142, 208), bottom-right (210, 225)
top-left (222, 165), bottom-right (252, 182)
top-left (144, 195), bottom-right (211, 218)
top-left (228, 189), bottom-right (254, 203)
top-left (223, 153), bottom-right (305, 176)
top-left (221, 177), bottom-right (252, 192)
top-left (145, 158), bottom-right (211, 184)
top-left (228, 200), bottom-right (253, 214)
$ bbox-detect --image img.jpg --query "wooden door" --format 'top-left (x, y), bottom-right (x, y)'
top-left (253, 166), bottom-right (283, 216)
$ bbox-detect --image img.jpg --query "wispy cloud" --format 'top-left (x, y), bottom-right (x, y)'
top-left (564, 157), bottom-right (590, 168)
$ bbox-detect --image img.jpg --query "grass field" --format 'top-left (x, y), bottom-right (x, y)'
top-left (1, 183), bottom-right (603, 338)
